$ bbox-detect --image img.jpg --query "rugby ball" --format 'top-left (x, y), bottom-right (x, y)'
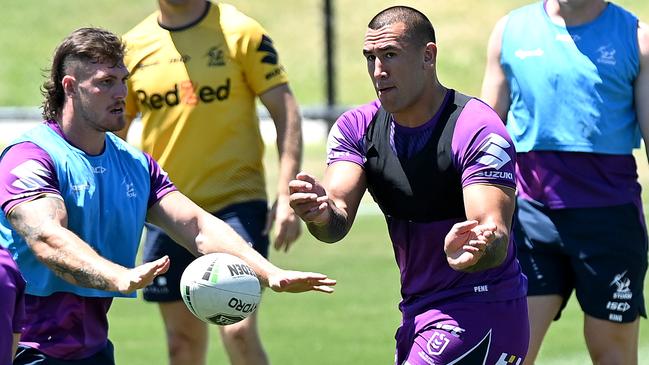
top-left (180, 253), bottom-right (261, 326)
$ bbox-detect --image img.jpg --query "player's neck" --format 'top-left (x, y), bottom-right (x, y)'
top-left (391, 84), bottom-right (448, 128)
top-left (60, 111), bottom-right (106, 155)
top-left (158, 0), bottom-right (209, 29)
top-left (545, 0), bottom-right (607, 27)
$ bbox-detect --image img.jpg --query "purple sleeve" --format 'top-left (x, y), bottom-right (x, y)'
top-left (0, 248), bottom-right (25, 333)
top-left (145, 153), bottom-right (177, 208)
top-left (451, 99), bottom-right (517, 189)
top-left (0, 142), bottom-right (61, 214)
top-left (12, 261), bottom-right (25, 333)
top-left (326, 100), bottom-right (381, 167)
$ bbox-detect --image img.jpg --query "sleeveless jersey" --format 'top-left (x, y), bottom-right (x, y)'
top-left (0, 124), bottom-right (150, 298)
top-left (501, 2), bottom-right (640, 154)
top-left (124, 1), bottom-right (289, 212)
top-left (363, 91), bottom-right (470, 222)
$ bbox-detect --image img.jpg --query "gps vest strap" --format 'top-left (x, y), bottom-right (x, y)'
top-left (363, 91), bottom-right (469, 222)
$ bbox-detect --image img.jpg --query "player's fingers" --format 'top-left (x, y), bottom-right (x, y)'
top-left (154, 255), bottom-right (171, 275)
top-left (295, 171), bottom-right (317, 183)
top-left (288, 179), bottom-right (313, 193)
top-left (263, 206), bottom-right (275, 235)
top-left (289, 192), bottom-right (319, 205)
top-left (450, 220), bottom-right (479, 234)
top-left (311, 285), bottom-right (335, 293)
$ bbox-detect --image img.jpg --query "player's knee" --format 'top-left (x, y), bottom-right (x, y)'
top-left (589, 349), bottom-right (635, 365)
top-left (167, 331), bottom-right (206, 364)
top-left (587, 336), bottom-right (636, 365)
top-left (222, 322), bottom-right (254, 344)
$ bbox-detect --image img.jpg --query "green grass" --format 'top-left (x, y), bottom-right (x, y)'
top-left (3, 1), bottom-right (648, 106)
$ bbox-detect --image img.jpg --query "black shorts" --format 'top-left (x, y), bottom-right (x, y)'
top-left (142, 200), bottom-right (269, 302)
top-left (14, 341), bottom-right (115, 365)
top-left (513, 198), bottom-right (648, 323)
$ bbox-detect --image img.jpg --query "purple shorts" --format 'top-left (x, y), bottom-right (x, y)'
top-left (395, 297), bottom-right (529, 365)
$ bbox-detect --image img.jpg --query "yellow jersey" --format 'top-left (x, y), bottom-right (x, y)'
top-left (123, 1), bottom-right (289, 212)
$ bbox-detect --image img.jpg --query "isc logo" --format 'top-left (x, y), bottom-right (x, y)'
top-left (606, 301), bottom-right (630, 312)
top-left (136, 78), bottom-right (231, 109)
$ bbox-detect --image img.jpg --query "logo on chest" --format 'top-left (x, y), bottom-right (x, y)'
top-left (122, 178), bottom-right (137, 198)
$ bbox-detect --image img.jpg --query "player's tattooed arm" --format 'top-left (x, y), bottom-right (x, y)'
top-left (8, 197), bottom-right (112, 290)
top-left (38, 248), bottom-right (111, 290)
top-left (8, 196), bottom-right (169, 293)
top-left (306, 203), bottom-right (350, 243)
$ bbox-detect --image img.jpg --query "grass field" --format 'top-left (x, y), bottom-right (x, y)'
top-left (3, 1), bottom-right (648, 106)
top-left (3, 0), bottom-right (649, 363)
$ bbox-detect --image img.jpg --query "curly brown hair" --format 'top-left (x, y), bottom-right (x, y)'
top-left (41, 27), bottom-right (125, 121)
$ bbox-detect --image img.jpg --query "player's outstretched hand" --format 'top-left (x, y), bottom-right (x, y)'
top-left (288, 172), bottom-right (331, 226)
top-left (267, 270), bottom-right (336, 294)
top-left (117, 255), bottom-right (170, 294)
top-left (444, 220), bottom-right (496, 271)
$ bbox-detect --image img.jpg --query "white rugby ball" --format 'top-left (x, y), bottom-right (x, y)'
top-left (180, 253), bottom-right (261, 326)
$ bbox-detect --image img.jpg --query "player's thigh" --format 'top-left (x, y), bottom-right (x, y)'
top-left (159, 301), bottom-right (208, 341)
top-left (584, 315), bottom-right (640, 360)
top-left (514, 198), bottom-right (574, 317)
top-left (526, 295), bottom-right (564, 332)
top-left (567, 204), bottom-right (648, 324)
top-left (401, 297), bottom-right (529, 365)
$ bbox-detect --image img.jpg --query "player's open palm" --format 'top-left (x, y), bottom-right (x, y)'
top-left (117, 255), bottom-right (170, 294)
top-left (444, 221), bottom-right (496, 271)
top-left (267, 270), bottom-right (336, 294)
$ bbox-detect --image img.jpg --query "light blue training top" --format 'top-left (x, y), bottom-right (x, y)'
top-left (501, 1), bottom-right (640, 154)
top-left (0, 124), bottom-right (150, 298)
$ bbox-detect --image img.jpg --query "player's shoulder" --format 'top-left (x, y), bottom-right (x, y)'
top-left (216, 2), bottom-right (264, 36)
top-left (456, 98), bottom-right (511, 142)
top-left (122, 12), bottom-right (163, 65)
top-left (337, 100), bottom-right (382, 131)
top-left (107, 133), bottom-right (149, 166)
top-left (638, 21), bottom-right (649, 54)
top-left (508, 1), bottom-right (541, 18)
top-left (502, 2), bottom-right (542, 32)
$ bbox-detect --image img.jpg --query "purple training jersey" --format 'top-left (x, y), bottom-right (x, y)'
top-left (0, 247), bottom-right (25, 364)
top-left (327, 92), bottom-right (527, 315)
top-left (516, 151), bottom-right (644, 210)
top-left (0, 121), bottom-right (177, 360)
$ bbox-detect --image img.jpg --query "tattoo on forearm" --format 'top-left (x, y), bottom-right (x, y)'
top-left (307, 207), bottom-right (349, 243)
top-left (43, 250), bottom-right (111, 290)
top-left (466, 233), bottom-right (508, 273)
top-left (9, 199), bottom-right (110, 290)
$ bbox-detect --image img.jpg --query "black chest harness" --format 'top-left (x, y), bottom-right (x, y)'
top-left (363, 91), bottom-right (471, 223)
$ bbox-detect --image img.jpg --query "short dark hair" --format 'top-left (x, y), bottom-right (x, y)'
top-left (41, 27), bottom-right (125, 120)
top-left (368, 6), bottom-right (436, 46)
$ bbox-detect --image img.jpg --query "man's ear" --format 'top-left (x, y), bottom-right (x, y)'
top-left (62, 75), bottom-right (77, 96)
top-left (423, 42), bottom-right (438, 65)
